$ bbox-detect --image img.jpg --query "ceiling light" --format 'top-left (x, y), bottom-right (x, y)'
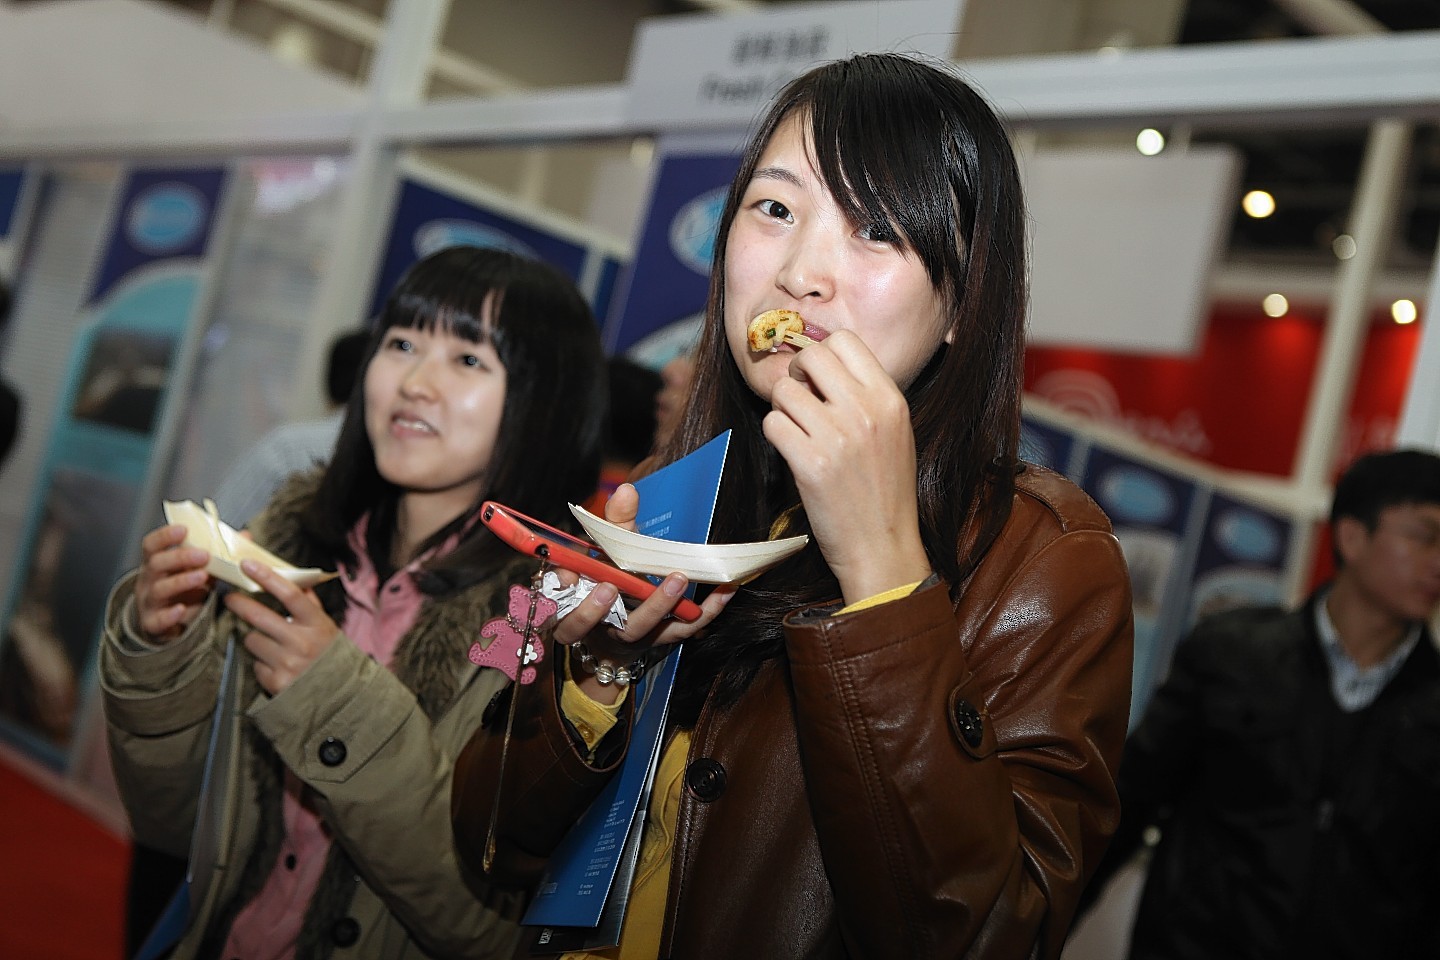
top-left (1262, 293), bottom-right (1289, 318)
top-left (1136, 129), bottom-right (1165, 156)
top-left (1243, 190), bottom-right (1276, 219)
top-left (1392, 299), bottom-right (1418, 324)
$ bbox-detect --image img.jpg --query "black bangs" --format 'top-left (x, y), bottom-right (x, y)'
top-left (800, 54), bottom-right (972, 309)
top-left (379, 249), bottom-right (502, 345)
top-left (386, 291), bottom-right (491, 344)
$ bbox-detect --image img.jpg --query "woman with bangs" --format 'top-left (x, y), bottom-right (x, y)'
top-left (100, 246), bottom-right (605, 960)
top-left (454, 53), bottom-right (1134, 959)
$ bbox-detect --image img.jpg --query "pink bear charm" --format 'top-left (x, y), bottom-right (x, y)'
top-left (469, 584), bottom-right (557, 685)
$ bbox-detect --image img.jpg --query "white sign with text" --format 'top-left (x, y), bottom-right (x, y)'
top-left (626, 0), bottom-right (964, 128)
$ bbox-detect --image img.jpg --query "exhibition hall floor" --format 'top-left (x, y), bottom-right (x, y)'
top-left (0, 746), bottom-right (128, 960)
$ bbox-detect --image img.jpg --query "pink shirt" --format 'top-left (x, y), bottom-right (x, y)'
top-left (221, 517), bottom-right (456, 960)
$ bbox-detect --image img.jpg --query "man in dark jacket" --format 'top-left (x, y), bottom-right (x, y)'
top-left (1084, 447), bottom-right (1440, 959)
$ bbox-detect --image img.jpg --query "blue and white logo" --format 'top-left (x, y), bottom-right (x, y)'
top-left (126, 184), bottom-right (208, 254)
top-left (669, 187), bottom-right (728, 275)
top-left (413, 219), bottom-right (538, 260)
top-left (1098, 466), bottom-right (1175, 525)
top-left (1213, 507), bottom-right (1282, 564)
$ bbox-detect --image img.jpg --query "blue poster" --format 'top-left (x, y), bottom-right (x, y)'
top-left (369, 178), bottom-right (604, 321)
top-left (0, 169), bottom-right (26, 240)
top-left (0, 166), bottom-right (229, 763)
top-left (604, 151), bottom-right (741, 362)
top-left (1186, 491), bottom-right (1293, 629)
top-left (1020, 415), bottom-right (1079, 479)
top-left (1079, 445), bottom-right (1204, 726)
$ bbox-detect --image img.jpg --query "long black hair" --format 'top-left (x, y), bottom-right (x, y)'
top-left (654, 53), bottom-right (1029, 722)
top-left (300, 246), bottom-right (606, 594)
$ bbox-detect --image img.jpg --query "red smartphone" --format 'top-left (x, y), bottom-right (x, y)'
top-left (480, 501), bottom-right (703, 623)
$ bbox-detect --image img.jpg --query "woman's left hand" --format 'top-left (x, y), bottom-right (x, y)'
top-left (763, 330), bottom-right (932, 604)
top-left (224, 559), bottom-right (340, 696)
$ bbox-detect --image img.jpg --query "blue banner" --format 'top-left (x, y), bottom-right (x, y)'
top-left (1079, 445), bottom-right (1205, 726)
top-left (1186, 491), bottom-right (1293, 628)
top-left (369, 178), bottom-right (599, 322)
top-left (605, 151), bottom-right (741, 363)
top-left (91, 168), bottom-right (227, 302)
top-left (1020, 415), bottom-right (1080, 479)
top-left (0, 169), bottom-right (25, 240)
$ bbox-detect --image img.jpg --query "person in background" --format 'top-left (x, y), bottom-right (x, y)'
top-left (1082, 447), bottom-right (1440, 959)
top-left (213, 327), bottom-right (370, 528)
top-left (453, 52), bottom-right (1133, 959)
top-left (0, 275), bottom-right (20, 466)
top-left (582, 356), bottom-right (663, 515)
top-left (652, 351), bottom-right (693, 450)
top-left (101, 247), bottom-right (606, 960)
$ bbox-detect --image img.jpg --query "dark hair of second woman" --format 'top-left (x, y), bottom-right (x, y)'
top-left (299, 247), bottom-right (606, 600)
top-left (656, 53), bottom-right (1030, 722)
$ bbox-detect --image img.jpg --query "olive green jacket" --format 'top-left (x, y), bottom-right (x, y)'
top-left (101, 474), bottom-right (532, 960)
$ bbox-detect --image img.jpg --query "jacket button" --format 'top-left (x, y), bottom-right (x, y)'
top-left (318, 737), bottom-right (347, 767)
top-left (331, 917), bottom-right (361, 947)
top-left (684, 758), bottom-right (726, 802)
top-left (953, 699), bottom-right (984, 748)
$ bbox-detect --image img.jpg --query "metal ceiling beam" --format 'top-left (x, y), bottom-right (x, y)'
top-left (958, 30), bottom-right (1440, 130)
top-left (4, 29), bottom-right (1440, 159)
top-left (254, 0), bottom-right (525, 92)
top-left (1270, 0), bottom-right (1384, 35)
top-left (378, 30), bottom-right (1440, 149)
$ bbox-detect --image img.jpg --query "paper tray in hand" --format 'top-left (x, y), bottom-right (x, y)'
top-left (568, 503), bottom-right (808, 584)
top-left (163, 499), bottom-right (339, 593)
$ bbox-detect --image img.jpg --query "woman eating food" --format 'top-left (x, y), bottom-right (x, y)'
top-left (452, 52), bottom-right (1134, 959)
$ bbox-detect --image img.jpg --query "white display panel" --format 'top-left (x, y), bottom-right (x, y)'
top-left (1024, 145), bottom-right (1240, 354)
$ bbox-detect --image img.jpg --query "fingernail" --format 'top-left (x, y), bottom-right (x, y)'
top-left (591, 583), bottom-right (618, 606)
top-left (240, 559), bottom-right (257, 575)
top-left (661, 574), bottom-right (686, 597)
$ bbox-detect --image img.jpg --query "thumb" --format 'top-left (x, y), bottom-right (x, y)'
top-left (605, 483), bottom-right (641, 532)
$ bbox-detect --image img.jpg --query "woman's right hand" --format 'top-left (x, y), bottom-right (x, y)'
top-left (552, 483), bottom-right (736, 704)
top-left (134, 524), bottom-right (214, 644)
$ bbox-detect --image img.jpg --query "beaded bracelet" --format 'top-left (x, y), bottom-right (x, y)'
top-left (571, 642), bottom-right (648, 687)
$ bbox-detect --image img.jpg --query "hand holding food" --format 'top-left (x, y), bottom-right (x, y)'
top-left (224, 558), bottom-right (341, 696)
top-left (134, 523), bottom-right (215, 643)
top-left (747, 309), bottom-right (816, 352)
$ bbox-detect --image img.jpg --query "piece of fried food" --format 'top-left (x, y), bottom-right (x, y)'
top-left (747, 309), bottom-right (804, 352)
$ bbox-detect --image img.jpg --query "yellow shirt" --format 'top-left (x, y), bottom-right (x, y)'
top-left (560, 579), bottom-right (921, 959)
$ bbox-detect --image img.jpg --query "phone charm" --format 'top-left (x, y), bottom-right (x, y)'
top-left (470, 573), bottom-right (558, 684)
top-left (472, 562), bottom-right (552, 872)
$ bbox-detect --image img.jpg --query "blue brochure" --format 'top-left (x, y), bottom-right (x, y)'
top-left (630, 430), bottom-right (730, 543)
top-left (522, 648), bottom-right (680, 938)
top-left (521, 432), bottom-right (731, 948)
top-left (134, 637), bottom-right (240, 960)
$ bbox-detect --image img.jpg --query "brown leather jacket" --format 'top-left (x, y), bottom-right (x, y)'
top-left (453, 465), bottom-right (1133, 959)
